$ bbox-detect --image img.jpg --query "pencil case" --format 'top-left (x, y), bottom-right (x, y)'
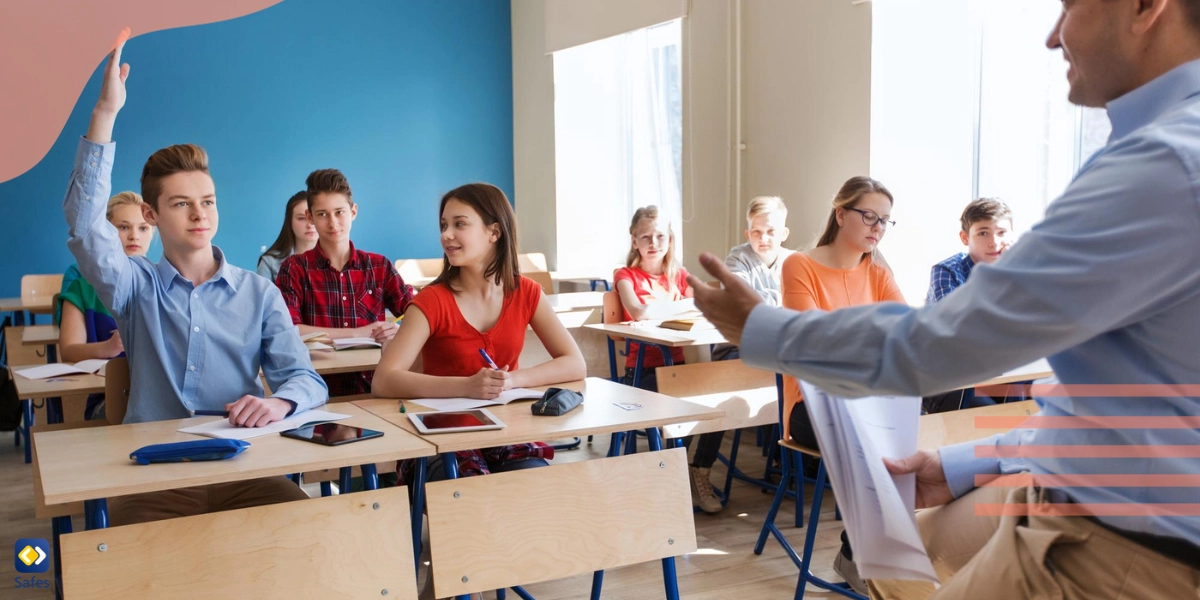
top-left (531, 388), bottom-right (584, 416)
top-left (130, 439), bottom-right (250, 465)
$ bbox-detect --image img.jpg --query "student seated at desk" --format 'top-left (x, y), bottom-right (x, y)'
top-left (63, 34), bottom-right (328, 525)
top-left (276, 169), bottom-right (414, 396)
top-left (678, 195), bottom-right (800, 514)
top-left (373, 183), bottom-right (585, 481)
top-left (56, 191), bottom-right (154, 420)
top-left (614, 205), bottom-right (693, 392)
top-left (924, 198), bottom-right (1019, 412)
top-left (782, 176), bottom-right (905, 594)
top-left (257, 190), bottom-right (317, 282)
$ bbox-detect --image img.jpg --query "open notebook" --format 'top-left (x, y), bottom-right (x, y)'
top-left (14, 359), bottom-right (108, 379)
top-left (409, 388), bottom-right (544, 412)
top-left (798, 381), bottom-right (939, 584)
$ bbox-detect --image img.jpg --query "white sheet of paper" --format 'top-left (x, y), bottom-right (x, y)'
top-left (408, 388), bottom-right (544, 412)
top-left (639, 298), bottom-right (696, 321)
top-left (799, 381), bottom-right (939, 584)
top-left (333, 337), bottom-right (381, 350)
top-left (14, 360), bottom-right (108, 379)
top-left (178, 409), bottom-right (352, 440)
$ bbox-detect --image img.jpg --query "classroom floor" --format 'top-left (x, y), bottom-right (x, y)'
top-left (1, 429), bottom-right (849, 599)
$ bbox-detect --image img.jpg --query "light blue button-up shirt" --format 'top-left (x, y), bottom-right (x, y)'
top-left (64, 137), bottom-right (328, 424)
top-left (743, 59), bottom-right (1200, 545)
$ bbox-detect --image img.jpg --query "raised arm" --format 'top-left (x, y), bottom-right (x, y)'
top-left (64, 28), bottom-right (136, 316)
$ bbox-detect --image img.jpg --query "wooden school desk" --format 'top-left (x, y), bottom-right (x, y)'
top-left (35, 402), bottom-right (436, 525)
top-left (355, 376), bottom-right (722, 600)
top-left (21, 324), bottom-right (60, 346)
top-left (308, 347), bottom-right (382, 375)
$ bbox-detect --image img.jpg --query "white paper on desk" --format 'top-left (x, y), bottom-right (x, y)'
top-left (639, 298), bottom-right (696, 321)
top-left (14, 359), bottom-right (108, 379)
top-left (333, 337), bottom-right (381, 350)
top-left (799, 381), bottom-right (938, 584)
top-left (178, 409), bottom-right (352, 440)
top-left (409, 388), bottom-right (544, 412)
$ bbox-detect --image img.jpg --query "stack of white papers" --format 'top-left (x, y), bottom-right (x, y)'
top-left (409, 388), bottom-right (544, 412)
top-left (798, 381), bottom-right (938, 584)
top-left (178, 409), bottom-right (352, 440)
top-left (14, 359), bottom-right (109, 379)
top-left (300, 331), bottom-right (333, 351)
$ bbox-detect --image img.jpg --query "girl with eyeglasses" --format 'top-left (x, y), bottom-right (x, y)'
top-left (778, 175), bottom-right (905, 593)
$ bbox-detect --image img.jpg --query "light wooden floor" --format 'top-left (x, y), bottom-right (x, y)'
top-left (0, 428), bottom-right (850, 599)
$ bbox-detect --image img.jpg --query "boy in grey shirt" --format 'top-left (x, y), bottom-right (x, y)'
top-left (687, 196), bottom-right (793, 513)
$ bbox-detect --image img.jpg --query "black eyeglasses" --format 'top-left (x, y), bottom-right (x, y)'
top-left (846, 207), bottom-right (896, 229)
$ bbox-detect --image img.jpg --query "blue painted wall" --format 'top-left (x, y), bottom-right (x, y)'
top-left (0, 0), bottom-right (513, 297)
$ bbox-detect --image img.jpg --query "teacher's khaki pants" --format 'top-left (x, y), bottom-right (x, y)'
top-left (869, 477), bottom-right (1200, 600)
top-left (109, 476), bottom-right (309, 527)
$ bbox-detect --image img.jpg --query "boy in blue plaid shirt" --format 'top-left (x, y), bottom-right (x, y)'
top-left (924, 198), bottom-right (1016, 412)
top-left (926, 198), bottom-right (1014, 303)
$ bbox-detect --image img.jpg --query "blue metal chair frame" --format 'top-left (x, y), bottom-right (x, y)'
top-left (753, 374), bottom-right (864, 600)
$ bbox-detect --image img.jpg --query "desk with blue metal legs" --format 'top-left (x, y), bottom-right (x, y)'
top-left (355, 377), bottom-right (724, 600)
top-left (34, 403), bottom-right (435, 597)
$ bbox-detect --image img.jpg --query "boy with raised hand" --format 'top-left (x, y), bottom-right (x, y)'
top-left (275, 168), bottom-right (414, 397)
top-left (64, 29), bottom-right (328, 525)
top-left (926, 198), bottom-right (1013, 304)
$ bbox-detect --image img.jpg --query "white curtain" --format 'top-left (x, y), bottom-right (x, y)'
top-left (553, 20), bottom-right (683, 274)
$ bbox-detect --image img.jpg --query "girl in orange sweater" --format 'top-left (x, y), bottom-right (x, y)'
top-left (781, 176), bottom-right (904, 592)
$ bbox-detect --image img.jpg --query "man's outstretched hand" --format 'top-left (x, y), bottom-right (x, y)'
top-left (687, 252), bottom-right (764, 346)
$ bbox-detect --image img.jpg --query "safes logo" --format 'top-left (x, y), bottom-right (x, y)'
top-left (14, 539), bottom-right (49, 573)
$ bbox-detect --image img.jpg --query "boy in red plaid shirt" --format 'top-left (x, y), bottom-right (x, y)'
top-left (276, 169), bottom-right (414, 396)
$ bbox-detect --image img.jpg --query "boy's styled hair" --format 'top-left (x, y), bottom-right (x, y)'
top-left (306, 169), bottom-right (354, 209)
top-left (140, 144), bottom-right (210, 210)
top-left (959, 198), bottom-right (1012, 233)
top-left (105, 191), bottom-right (146, 221)
top-left (746, 196), bottom-right (788, 224)
top-left (432, 183), bottom-right (521, 295)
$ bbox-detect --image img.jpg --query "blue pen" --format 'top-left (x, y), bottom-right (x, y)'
top-left (478, 348), bottom-right (501, 370)
top-left (192, 410), bottom-right (230, 417)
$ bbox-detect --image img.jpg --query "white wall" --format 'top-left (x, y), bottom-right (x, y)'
top-left (512, 0), bottom-right (559, 269)
top-left (739, 0), bottom-right (873, 258)
top-left (513, 0), bottom-right (875, 278)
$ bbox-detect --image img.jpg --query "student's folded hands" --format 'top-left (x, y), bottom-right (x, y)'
top-left (225, 395), bottom-right (292, 428)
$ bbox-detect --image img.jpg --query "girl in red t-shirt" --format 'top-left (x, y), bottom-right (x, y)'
top-left (613, 205), bottom-right (694, 388)
top-left (374, 183), bottom-right (586, 479)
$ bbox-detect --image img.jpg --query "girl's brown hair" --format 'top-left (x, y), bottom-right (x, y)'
top-left (260, 191), bottom-right (308, 262)
top-left (626, 205), bottom-right (681, 292)
top-left (814, 176), bottom-right (894, 263)
top-left (432, 183), bottom-right (520, 295)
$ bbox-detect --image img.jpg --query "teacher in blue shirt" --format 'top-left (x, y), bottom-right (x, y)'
top-left (692, 1), bottom-right (1200, 598)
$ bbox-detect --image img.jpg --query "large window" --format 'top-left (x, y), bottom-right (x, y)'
top-left (974, 0), bottom-right (1111, 219)
top-left (871, 0), bottom-right (1110, 302)
top-left (552, 20), bottom-right (683, 276)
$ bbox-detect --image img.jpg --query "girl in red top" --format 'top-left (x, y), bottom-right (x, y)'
top-left (613, 205), bottom-right (693, 391)
top-left (374, 183), bottom-right (586, 479)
